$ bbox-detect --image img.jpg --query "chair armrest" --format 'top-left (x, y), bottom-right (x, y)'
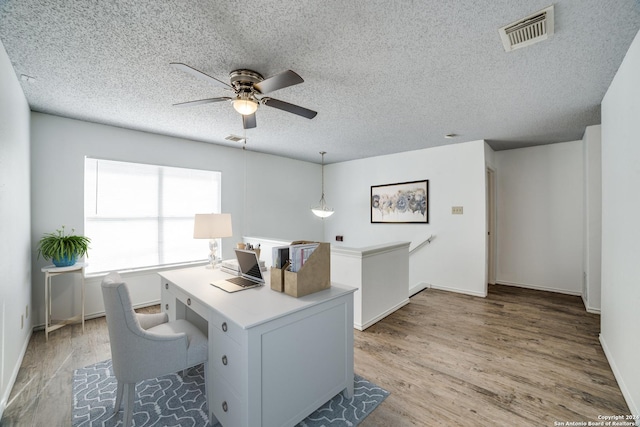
top-left (141, 329), bottom-right (187, 342)
top-left (137, 312), bottom-right (168, 330)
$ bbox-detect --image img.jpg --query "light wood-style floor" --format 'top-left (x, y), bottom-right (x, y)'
top-left (1, 285), bottom-right (629, 426)
top-left (357, 285), bottom-right (629, 426)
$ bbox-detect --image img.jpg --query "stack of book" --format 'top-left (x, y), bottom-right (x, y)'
top-left (272, 243), bottom-right (319, 272)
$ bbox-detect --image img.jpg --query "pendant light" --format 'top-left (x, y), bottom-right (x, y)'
top-left (311, 151), bottom-right (334, 218)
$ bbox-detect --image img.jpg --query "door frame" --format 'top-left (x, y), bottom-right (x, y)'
top-left (486, 167), bottom-right (497, 288)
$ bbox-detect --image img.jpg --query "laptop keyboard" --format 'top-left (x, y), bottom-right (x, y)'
top-left (226, 276), bottom-right (257, 287)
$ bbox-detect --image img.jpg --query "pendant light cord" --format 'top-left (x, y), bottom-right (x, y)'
top-left (320, 151), bottom-right (327, 205)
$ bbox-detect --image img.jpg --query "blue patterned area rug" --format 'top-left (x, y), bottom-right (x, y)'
top-left (73, 359), bottom-right (389, 427)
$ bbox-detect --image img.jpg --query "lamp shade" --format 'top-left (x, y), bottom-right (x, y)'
top-left (193, 213), bottom-right (233, 239)
top-left (312, 206), bottom-right (334, 218)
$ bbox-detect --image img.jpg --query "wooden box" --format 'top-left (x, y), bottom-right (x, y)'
top-left (284, 242), bottom-right (331, 298)
top-left (270, 267), bottom-right (285, 292)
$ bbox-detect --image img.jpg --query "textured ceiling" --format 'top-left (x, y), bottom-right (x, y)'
top-left (1, 1), bottom-right (639, 164)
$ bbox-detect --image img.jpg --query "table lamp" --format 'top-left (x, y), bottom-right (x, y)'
top-left (193, 213), bottom-right (233, 268)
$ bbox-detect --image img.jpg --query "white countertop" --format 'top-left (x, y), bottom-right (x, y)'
top-left (330, 241), bottom-right (410, 257)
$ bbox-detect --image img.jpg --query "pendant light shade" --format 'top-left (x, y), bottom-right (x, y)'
top-left (312, 151), bottom-right (334, 218)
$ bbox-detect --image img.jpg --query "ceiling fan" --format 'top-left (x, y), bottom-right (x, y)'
top-left (170, 62), bottom-right (317, 129)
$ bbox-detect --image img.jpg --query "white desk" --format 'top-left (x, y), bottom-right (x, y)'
top-left (41, 262), bottom-right (86, 341)
top-left (158, 266), bottom-right (355, 427)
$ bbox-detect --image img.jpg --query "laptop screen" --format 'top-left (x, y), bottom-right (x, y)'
top-left (235, 249), bottom-right (264, 282)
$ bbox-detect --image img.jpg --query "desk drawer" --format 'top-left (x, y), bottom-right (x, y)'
top-left (210, 308), bottom-right (243, 344)
top-left (211, 327), bottom-right (244, 395)
top-left (161, 283), bottom-right (176, 321)
top-left (211, 370), bottom-right (243, 427)
top-left (162, 281), bottom-right (207, 319)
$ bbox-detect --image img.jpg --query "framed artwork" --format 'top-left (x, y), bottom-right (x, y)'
top-left (371, 180), bottom-right (429, 223)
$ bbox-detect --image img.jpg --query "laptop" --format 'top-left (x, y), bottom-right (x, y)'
top-left (211, 249), bottom-right (265, 293)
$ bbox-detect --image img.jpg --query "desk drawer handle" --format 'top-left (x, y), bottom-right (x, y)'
top-left (222, 401), bottom-right (228, 412)
top-left (222, 355), bottom-right (228, 366)
top-left (221, 322), bottom-right (227, 332)
top-left (165, 283), bottom-right (168, 290)
top-left (187, 298), bottom-right (191, 306)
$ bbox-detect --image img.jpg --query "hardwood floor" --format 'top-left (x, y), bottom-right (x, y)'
top-left (357, 285), bottom-right (629, 426)
top-left (0, 306), bottom-right (156, 427)
top-left (1, 285), bottom-right (629, 426)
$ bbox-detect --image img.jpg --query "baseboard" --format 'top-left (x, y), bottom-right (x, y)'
top-left (31, 299), bottom-right (161, 332)
top-left (495, 280), bottom-right (582, 296)
top-left (600, 334), bottom-right (639, 422)
top-left (581, 295), bottom-right (601, 314)
top-left (357, 298), bottom-right (410, 331)
top-left (585, 306), bottom-right (601, 315)
top-left (430, 284), bottom-right (486, 298)
top-left (409, 282), bottom-right (430, 297)
top-left (90, 299), bottom-right (161, 319)
top-left (0, 327), bottom-right (32, 420)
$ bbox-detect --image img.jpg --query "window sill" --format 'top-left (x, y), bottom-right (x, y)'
top-left (85, 260), bottom-right (209, 279)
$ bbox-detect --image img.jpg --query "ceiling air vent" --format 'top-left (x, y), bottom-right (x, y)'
top-left (225, 134), bottom-right (245, 142)
top-left (499, 5), bottom-right (554, 52)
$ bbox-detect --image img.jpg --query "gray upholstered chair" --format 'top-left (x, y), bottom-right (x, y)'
top-left (101, 272), bottom-right (209, 427)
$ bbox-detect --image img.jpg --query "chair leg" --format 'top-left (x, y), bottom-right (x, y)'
top-left (114, 381), bottom-right (124, 413)
top-left (123, 382), bottom-right (136, 427)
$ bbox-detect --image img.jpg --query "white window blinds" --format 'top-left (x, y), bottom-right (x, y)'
top-left (84, 158), bottom-right (221, 274)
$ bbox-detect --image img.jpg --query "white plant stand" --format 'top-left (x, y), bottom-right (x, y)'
top-left (41, 262), bottom-right (86, 341)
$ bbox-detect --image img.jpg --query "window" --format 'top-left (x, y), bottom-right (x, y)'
top-left (84, 158), bottom-right (221, 274)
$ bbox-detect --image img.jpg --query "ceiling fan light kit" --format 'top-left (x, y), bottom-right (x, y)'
top-left (232, 95), bottom-right (258, 115)
top-left (171, 63), bottom-right (317, 129)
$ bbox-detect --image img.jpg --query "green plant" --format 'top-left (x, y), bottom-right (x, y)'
top-left (37, 226), bottom-right (91, 262)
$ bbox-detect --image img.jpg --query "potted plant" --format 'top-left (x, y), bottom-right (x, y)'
top-left (37, 226), bottom-right (91, 267)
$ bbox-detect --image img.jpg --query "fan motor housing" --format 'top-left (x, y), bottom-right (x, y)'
top-left (230, 69), bottom-right (263, 87)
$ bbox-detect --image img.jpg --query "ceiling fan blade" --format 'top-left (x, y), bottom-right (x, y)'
top-left (170, 62), bottom-right (232, 89)
top-left (173, 97), bottom-right (232, 107)
top-left (243, 113), bottom-right (257, 129)
top-left (263, 97), bottom-right (317, 119)
top-left (254, 70), bottom-right (304, 94)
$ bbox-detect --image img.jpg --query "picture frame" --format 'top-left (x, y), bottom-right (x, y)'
top-left (371, 180), bottom-right (429, 223)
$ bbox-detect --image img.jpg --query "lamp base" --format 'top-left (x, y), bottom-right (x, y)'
top-left (206, 239), bottom-right (221, 269)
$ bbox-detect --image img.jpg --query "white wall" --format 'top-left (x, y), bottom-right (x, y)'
top-left (582, 125), bottom-right (602, 313)
top-left (324, 140), bottom-right (488, 297)
top-left (30, 113), bottom-right (322, 325)
top-left (601, 29), bottom-right (640, 418)
top-left (0, 40), bottom-right (32, 419)
top-left (495, 141), bottom-right (584, 295)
